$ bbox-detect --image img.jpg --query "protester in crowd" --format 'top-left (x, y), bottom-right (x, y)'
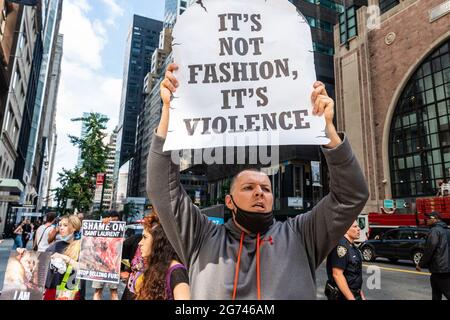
top-left (92, 210), bottom-right (121, 300)
top-left (325, 221), bottom-right (365, 300)
top-left (120, 233), bottom-right (143, 300)
top-left (22, 219), bottom-right (32, 248)
top-left (134, 213), bottom-right (190, 300)
top-left (12, 221), bottom-right (25, 250)
top-left (33, 212), bottom-right (57, 252)
top-left (146, 63), bottom-right (369, 299)
top-left (417, 211), bottom-right (450, 300)
top-left (47, 215), bottom-right (62, 245)
top-left (77, 212), bottom-right (84, 223)
top-left (44, 214), bottom-right (85, 300)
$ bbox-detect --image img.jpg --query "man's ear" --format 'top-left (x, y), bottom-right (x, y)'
top-left (225, 194), bottom-right (234, 210)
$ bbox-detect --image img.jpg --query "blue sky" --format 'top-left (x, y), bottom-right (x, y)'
top-left (52, 0), bottom-right (165, 189)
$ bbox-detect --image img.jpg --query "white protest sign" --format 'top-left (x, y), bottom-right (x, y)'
top-left (164, 0), bottom-right (329, 151)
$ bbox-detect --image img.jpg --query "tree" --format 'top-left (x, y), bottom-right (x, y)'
top-left (53, 113), bottom-right (110, 213)
top-left (53, 167), bottom-right (92, 213)
top-left (70, 113), bottom-right (109, 178)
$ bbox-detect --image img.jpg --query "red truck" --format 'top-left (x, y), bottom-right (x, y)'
top-left (366, 196), bottom-right (450, 239)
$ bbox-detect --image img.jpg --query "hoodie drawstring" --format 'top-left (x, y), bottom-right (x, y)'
top-left (232, 232), bottom-right (262, 300)
top-left (232, 232), bottom-right (245, 300)
top-left (256, 233), bottom-right (261, 300)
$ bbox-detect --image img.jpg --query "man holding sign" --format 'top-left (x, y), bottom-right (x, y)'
top-left (147, 0), bottom-right (368, 300)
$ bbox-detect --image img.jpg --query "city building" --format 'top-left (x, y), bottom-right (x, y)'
top-left (35, 33), bottom-right (63, 211)
top-left (0, 0), bottom-right (21, 132)
top-left (164, 0), bottom-right (196, 27)
top-left (115, 15), bottom-right (162, 197)
top-left (114, 160), bottom-right (130, 211)
top-left (134, 27), bottom-right (172, 197)
top-left (77, 112), bottom-right (90, 166)
top-left (0, 2), bottom-right (41, 237)
top-left (334, 0), bottom-right (450, 212)
top-left (289, 0), bottom-right (349, 98)
top-left (13, 0), bottom-right (63, 214)
top-left (93, 131), bottom-right (117, 210)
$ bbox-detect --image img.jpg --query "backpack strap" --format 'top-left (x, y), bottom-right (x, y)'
top-left (165, 263), bottom-right (186, 300)
top-left (36, 225), bottom-right (51, 249)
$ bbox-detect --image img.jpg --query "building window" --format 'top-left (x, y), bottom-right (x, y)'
top-left (305, 15), bottom-right (316, 28)
top-left (379, 0), bottom-right (400, 15)
top-left (305, 15), bottom-right (333, 33)
top-left (4, 106), bottom-right (12, 132)
top-left (313, 41), bottom-right (334, 56)
top-left (339, 6), bottom-right (357, 44)
top-left (12, 122), bottom-right (19, 144)
top-left (319, 0), bottom-right (344, 12)
top-left (12, 67), bottom-right (20, 90)
top-left (19, 32), bottom-right (27, 49)
top-left (389, 40), bottom-right (450, 198)
top-left (303, 0), bottom-right (344, 13)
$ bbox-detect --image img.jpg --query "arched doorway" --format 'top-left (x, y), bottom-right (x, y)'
top-left (389, 39), bottom-right (450, 198)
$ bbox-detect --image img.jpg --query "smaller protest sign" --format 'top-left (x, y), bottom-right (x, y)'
top-left (0, 251), bottom-right (51, 300)
top-left (77, 220), bottom-right (125, 284)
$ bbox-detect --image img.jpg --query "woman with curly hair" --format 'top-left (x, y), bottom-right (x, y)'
top-left (134, 212), bottom-right (190, 300)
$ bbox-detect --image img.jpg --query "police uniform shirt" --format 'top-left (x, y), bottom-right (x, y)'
top-left (326, 237), bottom-right (363, 291)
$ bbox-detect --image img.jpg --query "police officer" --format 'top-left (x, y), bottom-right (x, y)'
top-left (325, 221), bottom-right (365, 300)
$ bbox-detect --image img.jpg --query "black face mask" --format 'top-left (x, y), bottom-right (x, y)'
top-left (230, 195), bottom-right (274, 234)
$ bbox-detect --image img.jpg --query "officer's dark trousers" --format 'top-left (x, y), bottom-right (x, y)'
top-left (430, 273), bottom-right (450, 300)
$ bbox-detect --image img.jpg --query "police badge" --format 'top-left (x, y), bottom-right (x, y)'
top-left (337, 246), bottom-right (347, 258)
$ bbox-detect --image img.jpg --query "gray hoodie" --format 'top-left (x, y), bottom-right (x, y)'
top-left (147, 133), bottom-right (369, 299)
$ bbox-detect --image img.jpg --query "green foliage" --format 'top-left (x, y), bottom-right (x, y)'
top-left (53, 113), bottom-right (110, 213)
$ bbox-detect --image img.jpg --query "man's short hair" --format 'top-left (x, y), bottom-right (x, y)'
top-left (108, 210), bottom-right (121, 220)
top-left (46, 212), bottom-right (56, 223)
top-left (230, 168), bottom-right (263, 193)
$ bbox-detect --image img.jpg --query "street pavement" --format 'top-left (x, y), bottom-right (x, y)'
top-left (315, 258), bottom-right (432, 300)
top-left (0, 238), bottom-right (434, 300)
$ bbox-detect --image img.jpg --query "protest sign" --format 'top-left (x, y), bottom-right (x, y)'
top-left (0, 251), bottom-right (51, 300)
top-left (77, 220), bottom-right (125, 284)
top-left (164, 0), bottom-right (329, 151)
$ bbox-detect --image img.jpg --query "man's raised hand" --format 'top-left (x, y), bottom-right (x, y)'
top-left (160, 63), bottom-right (179, 107)
top-left (156, 63), bottom-right (179, 139)
top-left (310, 81), bottom-right (341, 148)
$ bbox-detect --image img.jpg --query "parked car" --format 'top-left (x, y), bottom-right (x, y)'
top-left (359, 227), bottom-right (430, 265)
top-left (124, 224), bottom-right (144, 239)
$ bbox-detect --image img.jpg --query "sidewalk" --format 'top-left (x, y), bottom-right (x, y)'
top-left (0, 238), bottom-right (33, 252)
top-left (0, 239), bottom-right (13, 251)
